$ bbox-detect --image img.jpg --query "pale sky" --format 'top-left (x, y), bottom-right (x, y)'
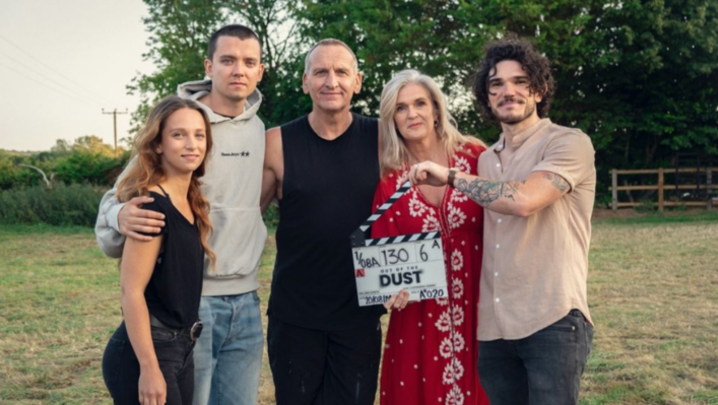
top-left (0, 1), bottom-right (154, 152)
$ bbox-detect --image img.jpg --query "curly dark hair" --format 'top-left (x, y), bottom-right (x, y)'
top-left (470, 35), bottom-right (555, 121)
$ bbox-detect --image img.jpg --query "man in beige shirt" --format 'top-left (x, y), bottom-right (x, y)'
top-left (410, 37), bottom-right (595, 405)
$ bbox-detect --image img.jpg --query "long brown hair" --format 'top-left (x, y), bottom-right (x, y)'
top-left (117, 96), bottom-right (216, 267)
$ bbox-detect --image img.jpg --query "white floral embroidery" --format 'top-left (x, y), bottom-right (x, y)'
top-left (454, 155), bottom-right (471, 174)
top-left (451, 250), bottom-right (463, 271)
top-left (452, 277), bottom-right (464, 299)
top-left (442, 362), bottom-right (455, 385)
top-left (436, 297), bottom-right (449, 306)
top-left (453, 358), bottom-right (465, 381)
top-left (435, 310), bottom-right (451, 332)
top-left (453, 331), bottom-right (465, 352)
top-left (408, 190), bottom-right (427, 218)
top-left (451, 188), bottom-right (469, 203)
top-left (448, 206), bottom-right (466, 229)
top-left (441, 358), bottom-right (465, 386)
top-left (439, 337), bottom-right (453, 358)
top-left (452, 305), bottom-right (465, 326)
top-left (395, 169), bottom-right (408, 190)
top-left (446, 384), bottom-right (465, 405)
top-left (422, 211), bottom-right (440, 232)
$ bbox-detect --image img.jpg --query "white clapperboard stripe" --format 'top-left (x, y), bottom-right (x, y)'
top-left (353, 181), bottom-right (440, 247)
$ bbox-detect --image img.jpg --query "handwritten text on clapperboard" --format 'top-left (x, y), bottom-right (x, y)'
top-left (353, 237), bottom-right (448, 306)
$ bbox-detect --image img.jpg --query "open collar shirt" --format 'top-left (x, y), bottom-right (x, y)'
top-left (477, 118), bottom-right (596, 341)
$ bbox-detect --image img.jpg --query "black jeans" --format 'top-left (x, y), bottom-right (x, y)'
top-left (102, 321), bottom-right (196, 405)
top-left (477, 309), bottom-right (594, 405)
top-left (267, 316), bottom-right (382, 405)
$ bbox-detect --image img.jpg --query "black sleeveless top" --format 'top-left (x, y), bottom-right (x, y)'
top-left (268, 113), bottom-right (386, 330)
top-left (141, 190), bottom-right (204, 329)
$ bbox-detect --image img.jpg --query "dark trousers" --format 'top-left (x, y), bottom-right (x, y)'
top-left (267, 316), bottom-right (382, 405)
top-left (102, 321), bottom-right (196, 405)
top-left (477, 309), bottom-right (594, 405)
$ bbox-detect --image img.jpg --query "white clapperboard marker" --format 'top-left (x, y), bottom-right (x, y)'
top-left (350, 181), bottom-right (448, 307)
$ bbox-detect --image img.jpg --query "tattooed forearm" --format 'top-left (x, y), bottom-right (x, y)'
top-left (455, 178), bottom-right (523, 207)
top-left (542, 172), bottom-right (569, 192)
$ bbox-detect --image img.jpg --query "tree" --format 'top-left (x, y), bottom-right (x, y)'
top-left (71, 135), bottom-right (118, 156)
top-left (292, 0), bottom-right (718, 194)
top-left (228, 0), bottom-right (306, 127)
top-left (129, 0), bottom-right (301, 129)
top-left (128, 0), bottom-right (718, 200)
top-left (293, 0), bottom-right (494, 136)
top-left (127, 0), bottom-right (225, 131)
top-left (557, 0), bottom-right (718, 170)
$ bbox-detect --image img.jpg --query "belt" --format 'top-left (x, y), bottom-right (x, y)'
top-left (150, 314), bottom-right (203, 341)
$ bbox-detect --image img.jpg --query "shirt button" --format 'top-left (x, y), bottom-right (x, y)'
top-left (496, 244), bottom-right (500, 249)
top-left (494, 272), bottom-right (499, 277)
top-left (495, 297), bottom-right (500, 303)
top-left (496, 163), bottom-right (501, 168)
top-left (497, 218), bottom-right (503, 224)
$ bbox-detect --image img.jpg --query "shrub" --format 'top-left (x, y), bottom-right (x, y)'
top-left (0, 183), bottom-right (106, 227)
top-left (54, 151), bottom-right (127, 186)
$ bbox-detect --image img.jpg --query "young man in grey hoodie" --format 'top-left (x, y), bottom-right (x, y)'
top-left (95, 24), bottom-right (266, 405)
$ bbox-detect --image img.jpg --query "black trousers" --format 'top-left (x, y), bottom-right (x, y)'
top-left (102, 321), bottom-right (196, 405)
top-left (267, 316), bottom-right (382, 405)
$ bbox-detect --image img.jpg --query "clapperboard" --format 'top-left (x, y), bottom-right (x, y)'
top-left (350, 181), bottom-right (448, 307)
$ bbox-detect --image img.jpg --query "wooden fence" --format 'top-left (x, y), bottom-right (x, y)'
top-left (610, 167), bottom-right (717, 211)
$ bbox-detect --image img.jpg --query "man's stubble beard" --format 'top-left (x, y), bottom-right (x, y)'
top-left (493, 97), bottom-right (537, 125)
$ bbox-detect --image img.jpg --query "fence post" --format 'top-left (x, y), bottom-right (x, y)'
top-left (611, 169), bottom-right (618, 211)
top-left (658, 167), bottom-right (664, 212)
top-left (708, 167), bottom-right (713, 210)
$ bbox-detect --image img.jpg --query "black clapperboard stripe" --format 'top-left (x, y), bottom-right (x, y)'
top-left (350, 181), bottom-right (441, 247)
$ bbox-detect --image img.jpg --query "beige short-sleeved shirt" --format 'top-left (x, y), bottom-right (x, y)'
top-left (478, 118), bottom-right (596, 341)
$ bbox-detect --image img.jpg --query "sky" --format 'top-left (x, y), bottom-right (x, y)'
top-left (0, 1), bottom-right (155, 152)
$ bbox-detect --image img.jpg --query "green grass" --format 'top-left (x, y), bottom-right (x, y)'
top-left (1, 211), bottom-right (717, 404)
top-left (598, 209), bottom-right (718, 225)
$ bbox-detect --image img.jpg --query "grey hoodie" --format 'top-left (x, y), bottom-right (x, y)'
top-left (95, 80), bottom-right (267, 296)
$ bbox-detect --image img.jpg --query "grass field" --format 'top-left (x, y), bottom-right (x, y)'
top-left (1, 210), bottom-right (717, 404)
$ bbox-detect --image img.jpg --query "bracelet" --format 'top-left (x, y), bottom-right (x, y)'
top-left (447, 168), bottom-right (457, 188)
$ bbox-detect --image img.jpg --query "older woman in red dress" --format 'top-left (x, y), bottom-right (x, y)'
top-left (372, 69), bottom-right (490, 405)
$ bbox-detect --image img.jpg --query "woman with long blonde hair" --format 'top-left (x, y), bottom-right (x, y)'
top-left (371, 70), bottom-right (490, 405)
top-left (102, 96), bottom-right (215, 405)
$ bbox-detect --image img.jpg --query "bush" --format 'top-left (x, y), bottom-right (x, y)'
top-left (54, 151), bottom-right (127, 186)
top-left (0, 183), bottom-right (106, 227)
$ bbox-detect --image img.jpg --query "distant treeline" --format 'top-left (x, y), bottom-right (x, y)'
top-left (0, 136), bottom-right (281, 228)
top-left (1, 136), bottom-right (128, 191)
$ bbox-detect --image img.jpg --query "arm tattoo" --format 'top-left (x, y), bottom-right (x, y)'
top-left (542, 173), bottom-right (569, 192)
top-left (455, 178), bottom-right (522, 207)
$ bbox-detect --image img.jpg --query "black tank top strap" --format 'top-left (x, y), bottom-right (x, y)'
top-left (156, 184), bottom-right (170, 200)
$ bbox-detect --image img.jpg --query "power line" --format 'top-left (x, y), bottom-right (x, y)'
top-left (0, 33), bottom-right (109, 103)
top-left (0, 60), bottom-right (94, 107)
top-left (0, 49), bottom-right (103, 104)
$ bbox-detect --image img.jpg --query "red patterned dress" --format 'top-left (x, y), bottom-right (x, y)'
top-left (372, 142), bottom-right (489, 405)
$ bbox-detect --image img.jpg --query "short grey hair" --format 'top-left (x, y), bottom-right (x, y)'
top-left (304, 38), bottom-right (359, 74)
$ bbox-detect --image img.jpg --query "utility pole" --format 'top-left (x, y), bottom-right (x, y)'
top-left (102, 108), bottom-right (128, 156)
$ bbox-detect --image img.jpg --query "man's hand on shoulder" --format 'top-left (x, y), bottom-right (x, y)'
top-left (118, 196), bottom-right (165, 241)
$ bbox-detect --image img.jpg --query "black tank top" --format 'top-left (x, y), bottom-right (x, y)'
top-left (142, 190), bottom-right (204, 329)
top-left (268, 113), bottom-right (385, 330)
